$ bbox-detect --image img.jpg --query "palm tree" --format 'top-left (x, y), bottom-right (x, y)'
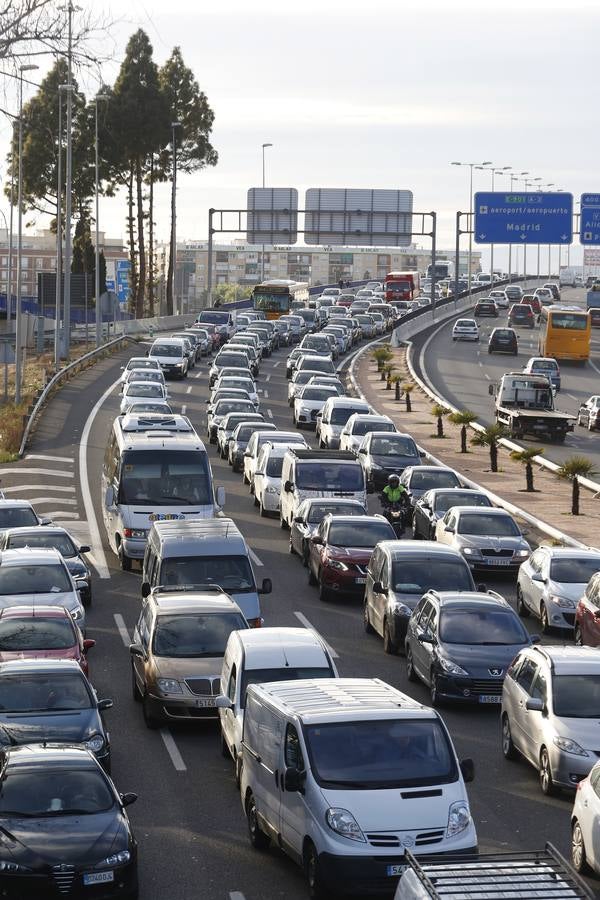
top-left (401, 382), bottom-right (415, 412)
top-left (448, 410), bottom-right (478, 453)
top-left (557, 456), bottom-right (597, 515)
top-left (431, 403), bottom-right (448, 438)
top-left (510, 447), bottom-right (544, 492)
top-left (372, 346), bottom-right (392, 371)
top-left (391, 373), bottom-right (402, 401)
top-left (470, 423), bottom-right (508, 473)
top-left (384, 364), bottom-right (395, 389)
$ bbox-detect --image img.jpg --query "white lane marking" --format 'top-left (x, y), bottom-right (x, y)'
top-left (589, 358), bottom-right (600, 377)
top-left (567, 393), bottom-right (578, 401)
top-left (186, 385), bottom-right (192, 394)
top-left (79, 378), bottom-right (120, 580)
top-left (0, 467), bottom-right (74, 478)
top-left (1, 484), bottom-right (76, 494)
top-left (229, 894), bottom-right (246, 900)
top-left (24, 497), bottom-right (78, 506)
top-left (44, 511), bottom-right (82, 520)
top-left (249, 548), bottom-right (264, 567)
top-left (160, 728), bottom-right (187, 772)
top-left (265, 374), bottom-right (271, 382)
top-left (194, 372), bottom-right (202, 379)
top-left (263, 390), bottom-right (269, 399)
top-left (181, 404), bottom-right (187, 415)
top-left (25, 453), bottom-right (74, 464)
top-left (114, 613), bottom-right (132, 647)
top-left (484, 373), bottom-right (490, 380)
top-left (294, 611), bottom-right (339, 658)
top-left (272, 361), bottom-right (280, 368)
top-left (267, 409), bottom-right (274, 419)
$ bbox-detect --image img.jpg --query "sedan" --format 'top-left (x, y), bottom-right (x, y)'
top-left (339, 413), bottom-right (396, 454)
top-left (119, 381), bottom-right (169, 415)
top-left (577, 395), bottom-right (600, 431)
top-left (412, 488), bottom-right (493, 541)
top-left (571, 759), bottom-right (600, 875)
top-left (357, 431), bottom-right (423, 490)
top-left (488, 327), bottom-right (518, 355)
top-left (0, 743), bottom-right (138, 898)
top-left (207, 399), bottom-right (257, 443)
top-left (452, 318), bottom-right (479, 341)
top-left (119, 356), bottom-right (161, 384)
top-left (0, 605), bottom-right (95, 676)
top-left (489, 290), bottom-right (509, 309)
top-left (435, 506), bottom-right (531, 574)
top-left (523, 357), bottom-right (561, 391)
top-left (307, 514), bottom-right (395, 601)
top-left (289, 498), bottom-right (367, 566)
top-left (517, 547), bottom-right (600, 634)
top-left (216, 412), bottom-right (264, 459)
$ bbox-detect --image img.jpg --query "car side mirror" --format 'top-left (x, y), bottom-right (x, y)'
top-left (530, 634), bottom-right (541, 644)
top-left (78, 545), bottom-right (91, 554)
top-left (419, 450), bottom-right (426, 458)
top-left (258, 578), bottom-right (272, 595)
top-left (39, 517), bottom-right (53, 526)
top-left (105, 486), bottom-right (114, 508)
top-left (477, 583), bottom-right (488, 593)
top-left (120, 792), bottom-right (138, 808)
top-left (293, 516), bottom-right (305, 526)
top-left (488, 384), bottom-right (495, 396)
top-left (372, 581), bottom-right (385, 594)
top-left (531, 573), bottom-right (545, 583)
top-left (215, 695), bottom-right (234, 710)
top-left (521, 529), bottom-right (529, 536)
top-left (283, 767), bottom-right (305, 794)
top-left (216, 486), bottom-right (226, 507)
top-left (460, 758), bottom-right (475, 783)
top-left (284, 480), bottom-right (294, 493)
top-left (83, 639), bottom-right (95, 652)
top-left (141, 582), bottom-right (151, 599)
top-left (129, 643), bottom-right (146, 660)
top-left (311, 535), bottom-right (324, 545)
top-left (525, 697), bottom-right (544, 713)
top-left (97, 698), bottom-right (113, 712)
top-left (444, 526), bottom-right (454, 533)
top-left (358, 448), bottom-right (367, 454)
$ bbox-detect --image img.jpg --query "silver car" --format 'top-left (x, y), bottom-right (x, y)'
top-left (501, 645), bottom-right (600, 795)
top-left (435, 506), bottom-right (531, 574)
top-left (517, 547), bottom-right (600, 634)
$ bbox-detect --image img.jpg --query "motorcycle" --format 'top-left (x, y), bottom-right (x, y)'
top-left (382, 501), bottom-right (408, 538)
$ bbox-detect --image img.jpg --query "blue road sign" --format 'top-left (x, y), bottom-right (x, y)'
top-left (580, 194), bottom-right (600, 244)
top-left (115, 260), bottom-right (131, 303)
top-left (474, 192), bottom-right (573, 244)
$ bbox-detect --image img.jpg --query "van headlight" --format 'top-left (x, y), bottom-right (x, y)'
top-left (446, 801), bottom-right (471, 837)
top-left (326, 808), bottom-right (366, 843)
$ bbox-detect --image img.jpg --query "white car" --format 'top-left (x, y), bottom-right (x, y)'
top-left (213, 375), bottom-right (258, 407)
top-left (571, 759), bottom-right (600, 875)
top-left (293, 385), bottom-right (339, 429)
top-left (253, 443), bottom-right (289, 516)
top-left (316, 398), bottom-right (371, 449)
top-left (244, 431), bottom-right (307, 491)
top-left (339, 413), bottom-right (396, 453)
top-left (488, 289), bottom-right (509, 309)
top-left (208, 388), bottom-right (257, 413)
top-left (119, 357), bottom-right (162, 385)
top-left (452, 318), bottom-right (479, 341)
top-left (120, 367), bottom-right (165, 393)
top-left (288, 369), bottom-right (326, 405)
top-left (119, 381), bottom-right (169, 415)
top-left (517, 547), bottom-right (600, 634)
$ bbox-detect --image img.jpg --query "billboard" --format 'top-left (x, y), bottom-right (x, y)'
top-left (304, 189), bottom-right (413, 246)
top-left (247, 188), bottom-right (298, 244)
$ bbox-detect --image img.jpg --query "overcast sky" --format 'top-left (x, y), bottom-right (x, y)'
top-left (2, 0), bottom-right (598, 270)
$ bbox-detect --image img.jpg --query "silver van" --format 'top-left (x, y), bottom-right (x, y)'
top-left (141, 518), bottom-right (270, 627)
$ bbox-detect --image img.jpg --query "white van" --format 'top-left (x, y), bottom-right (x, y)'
top-left (240, 678), bottom-right (477, 898)
top-left (316, 397), bottom-right (371, 450)
top-left (102, 414), bottom-right (225, 570)
top-left (279, 449), bottom-right (367, 529)
top-left (217, 627), bottom-right (338, 781)
top-left (147, 338), bottom-right (189, 379)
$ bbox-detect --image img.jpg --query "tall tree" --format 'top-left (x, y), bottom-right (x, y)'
top-left (158, 47), bottom-right (218, 314)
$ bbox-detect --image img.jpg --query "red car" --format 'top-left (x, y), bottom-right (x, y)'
top-left (0, 606), bottom-right (95, 676)
top-left (575, 572), bottom-right (600, 647)
top-left (307, 514), bottom-right (395, 602)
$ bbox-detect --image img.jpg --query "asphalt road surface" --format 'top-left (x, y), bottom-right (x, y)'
top-left (7, 333), bottom-right (597, 899)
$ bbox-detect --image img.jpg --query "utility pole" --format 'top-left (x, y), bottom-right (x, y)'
top-left (171, 121), bottom-right (182, 315)
top-left (61, 1), bottom-right (78, 359)
top-left (94, 92), bottom-right (108, 346)
top-left (7, 123), bottom-right (16, 324)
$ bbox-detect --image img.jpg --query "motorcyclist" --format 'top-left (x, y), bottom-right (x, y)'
top-left (380, 475), bottom-right (409, 532)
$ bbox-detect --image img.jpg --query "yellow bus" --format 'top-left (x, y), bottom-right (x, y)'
top-left (538, 305), bottom-right (591, 362)
top-left (251, 280), bottom-right (309, 320)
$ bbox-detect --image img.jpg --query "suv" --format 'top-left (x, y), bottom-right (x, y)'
top-left (505, 285), bottom-right (523, 304)
top-left (488, 327), bottom-right (518, 355)
top-left (501, 646), bottom-right (600, 794)
top-left (508, 303), bottom-right (535, 329)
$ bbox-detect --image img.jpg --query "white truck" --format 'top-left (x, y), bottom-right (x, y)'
top-left (560, 266), bottom-right (583, 288)
top-left (490, 372), bottom-right (575, 442)
top-left (395, 845), bottom-right (594, 899)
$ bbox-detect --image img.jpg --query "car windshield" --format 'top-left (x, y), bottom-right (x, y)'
top-left (237, 425), bottom-right (273, 442)
top-left (0, 768), bottom-right (114, 817)
top-left (371, 436), bottom-right (417, 457)
top-left (458, 513), bottom-right (520, 537)
top-left (433, 493), bottom-right (490, 514)
top-left (216, 353), bottom-right (248, 368)
top-left (264, 455), bottom-right (284, 477)
top-left (352, 421), bottom-right (394, 436)
top-left (6, 533), bottom-right (77, 557)
top-left (328, 521), bottom-right (393, 547)
top-left (0, 563), bottom-right (71, 595)
top-left (150, 344), bottom-right (181, 358)
top-left (126, 370), bottom-right (162, 382)
top-left (160, 555), bottom-right (254, 593)
top-left (0, 616), bottom-right (75, 651)
top-left (296, 463), bottom-right (364, 492)
top-left (301, 388), bottom-right (336, 402)
top-left (125, 383), bottom-right (163, 398)
top-left (306, 503), bottom-right (363, 524)
top-left (439, 609), bottom-right (528, 645)
top-left (550, 558), bottom-right (600, 583)
top-left (0, 672), bottom-right (91, 711)
top-left (305, 719), bottom-right (456, 789)
top-left (0, 508), bottom-right (38, 529)
top-left (199, 312), bottom-right (229, 324)
top-left (391, 558), bottom-right (472, 593)
top-left (128, 403), bottom-right (171, 414)
top-left (409, 471), bottom-right (459, 490)
top-left (553, 675), bottom-right (600, 718)
top-left (329, 407), bottom-right (367, 425)
top-left (119, 449), bottom-right (212, 506)
top-left (240, 667), bottom-right (332, 708)
top-left (153, 612), bottom-right (247, 657)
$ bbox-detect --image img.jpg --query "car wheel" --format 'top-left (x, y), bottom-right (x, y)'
top-left (540, 602), bottom-right (551, 635)
top-left (246, 794), bottom-right (270, 851)
top-left (304, 841), bottom-right (327, 900)
top-left (574, 624), bottom-right (584, 646)
top-left (572, 819), bottom-right (591, 875)
top-left (259, 500), bottom-right (268, 517)
top-left (308, 563), bottom-right (317, 586)
top-left (501, 714), bottom-right (518, 760)
top-left (539, 747), bottom-right (557, 796)
top-left (516, 585), bottom-right (530, 617)
top-left (142, 693), bottom-right (160, 730)
top-left (406, 646), bottom-right (418, 682)
top-left (383, 619), bottom-right (398, 655)
top-left (118, 542), bottom-right (132, 572)
top-left (131, 663), bottom-right (142, 702)
top-left (363, 602), bottom-right (375, 634)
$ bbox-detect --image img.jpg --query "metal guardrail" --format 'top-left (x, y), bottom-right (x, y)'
top-left (18, 335), bottom-right (136, 458)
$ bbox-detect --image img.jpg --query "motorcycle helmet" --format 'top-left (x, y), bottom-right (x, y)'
top-left (387, 474), bottom-right (400, 488)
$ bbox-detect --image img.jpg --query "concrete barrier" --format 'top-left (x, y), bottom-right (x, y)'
top-left (114, 314), bottom-right (196, 336)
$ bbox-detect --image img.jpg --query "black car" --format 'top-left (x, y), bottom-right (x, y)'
top-left (508, 304), bottom-right (535, 328)
top-left (0, 743), bottom-right (138, 899)
top-left (0, 659), bottom-right (112, 770)
top-left (474, 300), bottom-right (499, 318)
top-left (405, 591), bottom-right (535, 706)
top-left (0, 526), bottom-right (92, 606)
top-left (400, 466), bottom-right (462, 522)
top-left (488, 327), bottom-right (518, 356)
top-left (504, 285), bottom-right (523, 304)
top-left (412, 488), bottom-right (493, 541)
top-left (357, 431), bottom-right (423, 490)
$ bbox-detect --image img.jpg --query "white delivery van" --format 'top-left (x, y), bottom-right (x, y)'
top-left (217, 627), bottom-right (338, 781)
top-left (316, 397), bottom-right (371, 450)
top-left (279, 449), bottom-right (367, 529)
top-left (147, 337), bottom-right (189, 379)
top-left (240, 678), bottom-right (477, 899)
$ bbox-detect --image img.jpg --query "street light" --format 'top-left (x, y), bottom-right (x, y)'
top-left (54, 83), bottom-right (73, 371)
top-left (476, 165), bottom-right (511, 281)
top-left (15, 63), bottom-right (39, 406)
top-left (171, 121), bottom-right (182, 315)
top-left (451, 161), bottom-right (492, 291)
top-left (261, 143), bottom-right (273, 283)
top-left (94, 91), bottom-right (109, 347)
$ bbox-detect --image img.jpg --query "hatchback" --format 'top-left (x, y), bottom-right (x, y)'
top-left (473, 300), bottom-right (499, 318)
top-left (520, 294), bottom-right (542, 316)
top-left (517, 547), bottom-right (600, 634)
top-left (0, 605), bottom-right (94, 676)
top-left (488, 327), bottom-right (518, 355)
top-left (357, 431), bottom-right (422, 490)
top-left (289, 498), bottom-right (367, 565)
top-left (534, 287), bottom-right (554, 307)
top-left (412, 489), bottom-right (492, 541)
top-left (452, 319), bottom-right (479, 341)
top-left (0, 547), bottom-right (86, 630)
top-left (523, 357), bottom-right (561, 391)
top-left (0, 500), bottom-right (49, 531)
top-left (508, 303), bottom-right (535, 328)
top-left (400, 466), bottom-right (462, 517)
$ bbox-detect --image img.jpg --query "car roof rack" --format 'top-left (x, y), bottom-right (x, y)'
top-left (290, 449), bottom-right (358, 461)
top-left (151, 584), bottom-right (225, 595)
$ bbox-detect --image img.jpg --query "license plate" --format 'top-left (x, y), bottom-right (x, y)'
top-left (479, 695), bottom-right (502, 704)
top-left (84, 872), bottom-right (114, 885)
top-left (196, 697), bottom-right (216, 708)
top-left (386, 864), bottom-right (405, 877)
top-left (148, 513), bottom-right (185, 522)
top-left (355, 577), bottom-right (367, 585)
top-left (487, 558), bottom-right (511, 566)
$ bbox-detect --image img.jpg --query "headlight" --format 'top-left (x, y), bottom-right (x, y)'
top-left (391, 601), bottom-right (412, 617)
top-left (326, 808), bottom-right (366, 843)
top-left (462, 547), bottom-right (481, 557)
top-left (0, 860), bottom-right (31, 873)
top-left (553, 736), bottom-right (588, 757)
top-left (327, 559), bottom-right (348, 571)
top-left (156, 678), bottom-right (183, 694)
top-left (265, 485), bottom-right (278, 494)
top-left (446, 801), bottom-right (471, 837)
top-left (549, 595), bottom-right (575, 609)
top-left (300, 407), bottom-right (311, 416)
top-left (96, 850), bottom-right (131, 869)
top-left (437, 656), bottom-right (469, 677)
top-left (85, 734), bottom-right (105, 754)
top-left (516, 549), bottom-right (530, 558)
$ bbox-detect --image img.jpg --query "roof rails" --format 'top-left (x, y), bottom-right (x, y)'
top-left (289, 449), bottom-right (358, 461)
top-left (151, 584), bottom-right (226, 596)
top-left (532, 644), bottom-right (555, 672)
top-left (120, 414), bottom-right (193, 433)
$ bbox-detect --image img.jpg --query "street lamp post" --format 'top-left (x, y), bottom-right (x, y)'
top-left (15, 63), bottom-right (38, 405)
top-left (451, 161), bottom-right (492, 291)
top-left (94, 92), bottom-right (109, 347)
top-left (476, 165), bottom-right (511, 280)
top-left (261, 142), bottom-right (273, 283)
top-left (508, 172), bottom-right (528, 282)
top-left (171, 121), bottom-right (182, 315)
top-left (61, 1), bottom-right (80, 360)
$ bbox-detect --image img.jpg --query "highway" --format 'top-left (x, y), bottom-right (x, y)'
top-left (3, 334), bottom-right (597, 899)
top-left (411, 285), bottom-right (600, 471)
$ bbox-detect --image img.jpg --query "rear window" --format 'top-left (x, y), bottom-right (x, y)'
top-left (330, 406), bottom-right (368, 425)
top-left (328, 520), bottom-right (394, 547)
top-left (352, 420), bottom-right (394, 436)
top-left (409, 470), bottom-right (460, 490)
